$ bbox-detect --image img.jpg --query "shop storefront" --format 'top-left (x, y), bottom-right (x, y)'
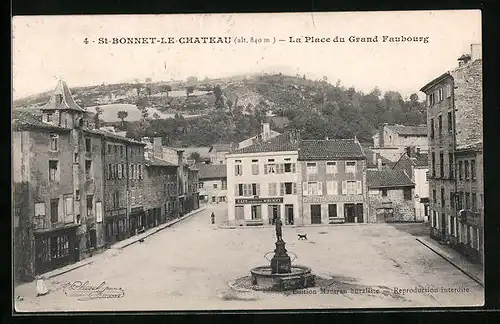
top-left (129, 206), bottom-right (145, 235)
top-left (233, 197), bottom-right (297, 226)
top-left (303, 195), bottom-right (365, 224)
top-left (34, 224), bottom-right (79, 275)
top-left (104, 208), bottom-right (128, 245)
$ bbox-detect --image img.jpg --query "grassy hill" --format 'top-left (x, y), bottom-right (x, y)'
top-left (13, 74), bottom-right (427, 146)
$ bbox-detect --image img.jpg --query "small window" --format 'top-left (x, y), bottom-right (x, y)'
top-left (85, 160), bottom-right (92, 179)
top-left (212, 196), bottom-right (216, 202)
top-left (471, 160), bottom-right (476, 180)
top-left (49, 134), bottom-right (59, 151)
top-left (49, 160), bottom-right (59, 182)
top-left (447, 111), bottom-right (453, 131)
top-left (199, 182), bottom-right (204, 189)
top-left (345, 161), bottom-right (356, 174)
top-left (213, 183), bottom-right (218, 189)
top-left (306, 162), bottom-right (317, 174)
top-left (268, 159), bottom-right (275, 162)
top-left (326, 161), bottom-right (337, 174)
top-left (108, 145), bottom-right (112, 154)
top-left (381, 188), bottom-right (388, 197)
top-left (284, 163), bottom-right (292, 173)
top-left (403, 188), bottom-right (412, 200)
top-left (86, 195), bottom-right (93, 217)
top-left (85, 138), bottom-right (91, 152)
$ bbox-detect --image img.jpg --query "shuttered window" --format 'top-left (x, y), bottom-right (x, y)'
top-left (302, 182), bottom-right (308, 196)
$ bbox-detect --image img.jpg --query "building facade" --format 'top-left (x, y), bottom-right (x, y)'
top-left (298, 139), bottom-right (368, 224)
top-left (13, 81), bottom-right (105, 279)
top-left (367, 169), bottom-right (416, 223)
top-left (237, 122), bottom-right (281, 150)
top-left (391, 148), bottom-right (430, 222)
top-left (101, 134), bottom-right (146, 245)
top-left (420, 43), bottom-right (483, 263)
top-left (197, 164), bottom-right (227, 203)
top-left (371, 124), bottom-right (428, 162)
top-left (227, 132), bottom-right (300, 226)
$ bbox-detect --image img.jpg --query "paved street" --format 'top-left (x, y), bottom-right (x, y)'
top-left (15, 205), bottom-right (483, 311)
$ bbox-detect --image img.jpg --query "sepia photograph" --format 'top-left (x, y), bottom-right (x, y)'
top-left (12, 10), bottom-right (483, 312)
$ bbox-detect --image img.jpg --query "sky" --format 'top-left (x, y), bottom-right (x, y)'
top-left (12, 11), bottom-right (481, 100)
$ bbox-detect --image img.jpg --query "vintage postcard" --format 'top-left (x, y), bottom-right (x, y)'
top-left (12, 11), bottom-right (483, 312)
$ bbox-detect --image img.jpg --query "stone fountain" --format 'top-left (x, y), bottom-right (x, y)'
top-left (249, 217), bottom-right (315, 291)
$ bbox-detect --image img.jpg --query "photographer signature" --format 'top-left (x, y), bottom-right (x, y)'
top-left (61, 281), bottom-right (125, 301)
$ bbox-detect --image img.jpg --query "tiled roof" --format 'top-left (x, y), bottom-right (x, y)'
top-left (386, 125), bottom-right (427, 136)
top-left (83, 129), bottom-right (146, 145)
top-left (144, 157), bottom-right (177, 167)
top-left (230, 132), bottom-right (299, 155)
top-left (367, 170), bottom-right (415, 189)
top-left (13, 113), bottom-right (71, 132)
top-left (298, 139), bottom-right (365, 160)
top-left (197, 164), bottom-right (227, 179)
top-left (41, 80), bottom-right (86, 112)
top-left (413, 153), bottom-right (429, 167)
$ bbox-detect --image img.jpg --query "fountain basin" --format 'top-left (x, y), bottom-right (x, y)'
top-left (250, 265), bottom-right (316, 291)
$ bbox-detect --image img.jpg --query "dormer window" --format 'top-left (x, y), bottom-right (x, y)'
top-left (46, 113), bottom-right (53, 123)
top-left (56, 94), bottom-right (63, 105)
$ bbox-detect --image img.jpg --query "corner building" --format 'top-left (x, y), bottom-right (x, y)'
top-left (227, 132), bottom-right (300, 226)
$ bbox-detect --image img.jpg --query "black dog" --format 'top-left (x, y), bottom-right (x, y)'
top-left (297, 234), bottom-right (308, 240)
top-left (139, 238), bottom-right (145, 243)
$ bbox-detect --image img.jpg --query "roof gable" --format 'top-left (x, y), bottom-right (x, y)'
top-left (386, 125), bottom-right (427, 136)
top-left (231, 132), bottom-right (299, 155)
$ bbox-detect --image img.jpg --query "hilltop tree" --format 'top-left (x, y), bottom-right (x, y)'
top-left (145, 77), bottom-right (152, 97)
top-left (134, 79), bottom-right (142, 97)
top-left (153, 112), bottom-right (160, 120)
top-left (117, 110), bottom-right (128, 127)
top-left (187, 76), bottom-right (198, 84)
top-left (186, 86), bottom-right (195, 97)
top-left (159, 84), bottom-right (172, 97)
top-left (189, 152), bottom-right (202, 163)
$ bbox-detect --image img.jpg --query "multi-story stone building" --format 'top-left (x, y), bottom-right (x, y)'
top-left (298, 139), bottom-right (367, 224)
top-left (371, 123), bottom-right (428, 162)
top-left (100, 132), bottom-right (146, 245)
top-left (226, 132), bottom-right (300, 226)
top-left (420, 43), bottom-right (483, 263)
top-left (13, 80), bottom-right (105, 279)
top-left (197, 164), bottom-right (227, 203)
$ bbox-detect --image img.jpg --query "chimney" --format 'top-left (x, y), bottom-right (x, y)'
top-left (153, 137), bottom-right (162, 158)
top-left (470, 44), bottom-right (482, 61)
top-left (379, 124), bottom-right (386, 147)
top-left (325, 136), bottom-right (329, 140)
top-left (262, 122), bottom-right (271, 141)
top-left (377, 158), bottom-right (382, 170)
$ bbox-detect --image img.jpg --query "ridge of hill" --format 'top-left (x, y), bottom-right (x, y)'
top-left (13, 73), bottom-right (427, 146)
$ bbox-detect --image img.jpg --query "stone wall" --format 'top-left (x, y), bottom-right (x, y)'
top-left (452, 59), bottom-right (482, 149)
top-left (368, 187), bottom-right (415, 222)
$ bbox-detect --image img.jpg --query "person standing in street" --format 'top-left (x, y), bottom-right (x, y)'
top-left (211, 212), bottom-right (215, 224)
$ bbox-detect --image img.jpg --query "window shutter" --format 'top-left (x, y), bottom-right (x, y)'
top-left (280, 183), bottom-right (285, 196)
top-left (293, 183), bottom-right (297, 194)
top-left (256, 184), bottom-right (261, 196)
top-left (235, 184), bottom-right (239, 196)
top-left (302, 182), bottom-right (308, 196)
top-left (118, 164), bottom-right (122, 179)
top-left (292, 163), bottom-right (296, 173)
top-left (234, 165), bottom-right (238, 176)
top-left (318, 182), bottom-right (323, 196)
top-left (268, 183), bottom-right (273, 196)
top-left (264, 164), bottom-right (268, 174)
top-left (342, 181), bottom-right (347, 195)
top-left (357, 181), bottom-right (362, 194)
top-left (327, 181), bottom-right (333, 195)
top-left (332, 181), bottom-right (338, 195)
top-left (278, 164), bottom-right (283, 174)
